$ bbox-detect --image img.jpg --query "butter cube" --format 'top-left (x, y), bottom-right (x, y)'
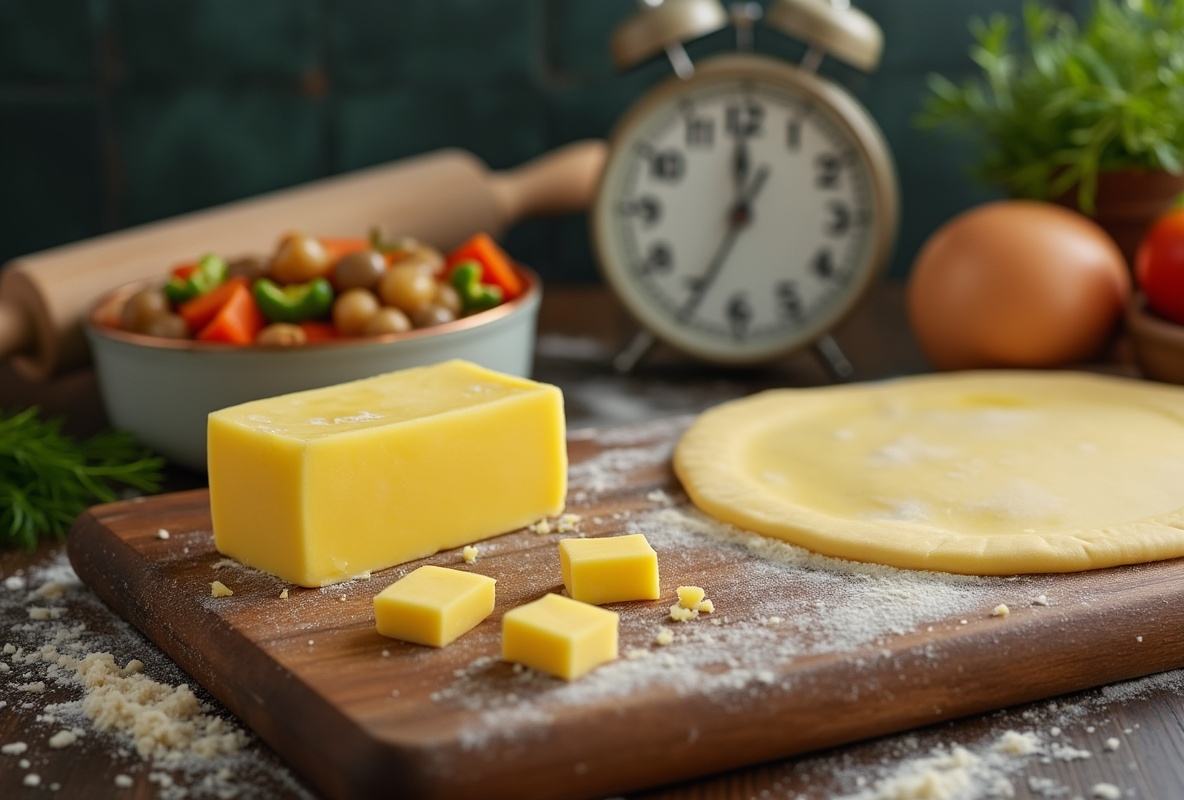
top-left (209, 360), bottom-right (567, 587)
top-left (502, 594), bottom-right (618, 680)
top-left (559, 534), bottom-right (660, 605)
top-left (374, 566), bottom-right (495, 647)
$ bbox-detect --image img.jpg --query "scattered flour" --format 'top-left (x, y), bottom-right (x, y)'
top-left (1091, 783), bottom-right (1123, 799)
top-left (0, 553), bottom-right (315, 799)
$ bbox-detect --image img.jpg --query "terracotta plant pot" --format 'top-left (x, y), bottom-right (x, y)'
top-left (1055, 170), bottom-right (1184, 269)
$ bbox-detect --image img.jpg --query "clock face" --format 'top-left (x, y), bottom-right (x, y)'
top-left (592, 55), bottom-right (898, 363)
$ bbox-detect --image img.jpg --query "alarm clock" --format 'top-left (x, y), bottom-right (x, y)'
top-left (591, 0), bottom-right (899, 371)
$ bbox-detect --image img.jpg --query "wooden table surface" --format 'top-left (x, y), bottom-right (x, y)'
top-left (3, 282), bottom-right (1181, 800)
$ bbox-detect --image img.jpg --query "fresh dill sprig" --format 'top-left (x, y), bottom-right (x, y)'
top-left (0, 406), bottom-right (165, 549)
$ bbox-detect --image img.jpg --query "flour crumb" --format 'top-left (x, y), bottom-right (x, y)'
top-left (157, 528), bottom-right (170, 540)
top-left (625, 648), bottom-right (650, 660)
top-left (557, 514), bottom-right (582, 533)
top-left (529, 519), bottom-right (552, 535)
top-left (462, 545), bottom-right (479, 564)
top-left (32, 581), bottom-right (67, 600)
top-left (1050, 742), bottom-right (1091, 761)
top-left (210, 581), bottom-right (233, 598)
top-left (646, 489), bottom-right (673, 505)
top-left (1032, 594), bottom-right (1049, 606)
top-left (48, 729), bottom-right (79, 748)
top-left (991, 604), bottom-right (1010, 617)
top-left (994, 730), bottom-right (1041, 756)
top-left (1091, 783), bottom-right (1122, 800)
top-left (114, 774), bottom-right (134, 787)
top-left (669, 604), bottom-right (698, 622)
top-left (280, 589), bottom-right (289, 599)
top-left (2, 741), bottom-right (28, 755)
top-left (28, 606), bottom-right (65, 621)
top-left (837, 745), bottom-right (979, 800)
top-left (23, 773), bottom-right (40, 787)
top-left (1103, 737), bottom-right (1120, 751)
top-left (655, 627), bottom-right (675, 646)
top-left (19, 681), bottom-right (46, 693)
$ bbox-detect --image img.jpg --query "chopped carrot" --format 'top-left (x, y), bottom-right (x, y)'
top-left (196, 282), bottom-right (265, 344)
top-left (319, 237), bottom-right (370, 263)
top-left (446, 233), bottom-right (523, 301)
top-left (171, 263), bottom-right (198, 280)
top-left (178, 276), bottom-right (248, 333)
top-left (299, 320), bottom-right (339, 342)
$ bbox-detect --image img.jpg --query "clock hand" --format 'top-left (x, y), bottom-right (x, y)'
top-left (678, 165), bottom-right (771, 323)
top-left (732, 133), bottom-right (749, 202)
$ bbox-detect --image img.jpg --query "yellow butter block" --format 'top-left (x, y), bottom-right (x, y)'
top-left (502, 593), bottom-right (618, 680)
top-left (208, 359), bottom-right (567, 587)
top-left (559, 534), bottom-right (660, 605)
top-left (374, 566), bottom-right (495, 647)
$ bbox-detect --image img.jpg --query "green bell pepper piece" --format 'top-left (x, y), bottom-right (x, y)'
top-left (450, 260), bottom-right (503, 314)
top-left (253, 277), bottom-right (335, 323)
top-left (164, 253), bottom-right (228, 305)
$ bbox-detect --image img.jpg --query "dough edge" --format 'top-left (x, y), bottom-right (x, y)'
top-left (672, 371), bottom-right (1184, 576)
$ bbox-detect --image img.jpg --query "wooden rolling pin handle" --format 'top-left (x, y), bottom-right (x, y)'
top-left (489, 139), bottom-right (608, 223)
top-left (0, 298), bottom-right (33, 360)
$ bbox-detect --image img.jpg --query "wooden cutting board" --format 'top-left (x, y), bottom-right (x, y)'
top-left (66, 417), bottom-right (1184, 800)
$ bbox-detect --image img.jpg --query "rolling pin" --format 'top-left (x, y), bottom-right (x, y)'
top-left (0, 139), bottom-right (607, 382)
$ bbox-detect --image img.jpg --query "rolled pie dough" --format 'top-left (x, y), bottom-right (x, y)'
top-left (673, 371), bottom-right (1184, 575)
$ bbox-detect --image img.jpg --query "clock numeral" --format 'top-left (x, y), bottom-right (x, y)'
top-left (812, 249), bottom-right (835, 279)
top-left (726, 102), bottom-right (764, 137)
top-left (619, 196), bottom-right (662, 226)
top-left (685, 116), bottom-right (714, 147)
top-left (639, 242), bottom-right (673, 275)
top-left (825, 201), bottom-right (851, 237)
top-left (777, 281), bottom-right (802, 321)
top-left (815, 153), bottom-right (841, 189)
top-left (786, 120), bottom-right (802, 151)
top-left (649, 149), bottom-right (685, 182)
top-left (727, 293), bottom-right (752, 339)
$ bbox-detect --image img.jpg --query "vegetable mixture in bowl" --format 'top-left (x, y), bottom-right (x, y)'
top-left (110, 229), bottom-right (524, 346)
top-left (86, 229), bottom-right (541, 472)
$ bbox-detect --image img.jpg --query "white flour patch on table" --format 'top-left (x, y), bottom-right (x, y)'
top-left (446, 503), bottom-right (1012, 749)
top-left (567, 441), bottom-right (673, 496)
top-left (0, 552), bottom-right (314, 799)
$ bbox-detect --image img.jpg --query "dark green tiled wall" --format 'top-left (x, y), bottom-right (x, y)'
top-left (0, 0), bottom-right (1077, 283)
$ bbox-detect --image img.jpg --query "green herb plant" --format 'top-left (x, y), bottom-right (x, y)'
top-left (0, 407), bottom-right (164, 549)
top-left (917, 0), bottom-right (1184, 213)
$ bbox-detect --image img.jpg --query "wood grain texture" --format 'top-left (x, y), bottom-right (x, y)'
top-left (66, 418), bottom-right (1184, 800)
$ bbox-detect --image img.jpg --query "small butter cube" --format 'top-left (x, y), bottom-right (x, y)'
top-left (374, 566), bottom-right (495, 647)
top-left (558, 534), bottom-right (660, 605)
top-left (209, 360), bottom-right (567, 587)
top-left (676, 585), bottom-right (706, 609)
top-left (502, 594), bottom-right (618, 680)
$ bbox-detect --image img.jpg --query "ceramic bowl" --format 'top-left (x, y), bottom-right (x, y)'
top-left (1125, 291), bottom-right (1184, 384)
top-left (85, 266), bottom-right (541, 472)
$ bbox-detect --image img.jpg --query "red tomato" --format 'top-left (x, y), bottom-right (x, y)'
top-left (1136, 209), bottom-right (1184, 324)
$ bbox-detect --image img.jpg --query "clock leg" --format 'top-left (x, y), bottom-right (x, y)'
top-left (612, 329), bottom-right (658, 374)
top-left (812, 334), bottom-right (854, 382)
